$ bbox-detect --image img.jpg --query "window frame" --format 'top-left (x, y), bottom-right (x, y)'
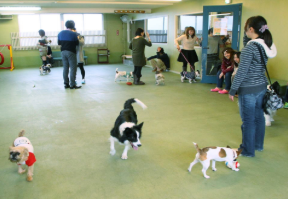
top-left (14, 13), bottom-right (105, 50)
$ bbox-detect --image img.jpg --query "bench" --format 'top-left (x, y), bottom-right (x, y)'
top-left (122, 55), bottom-right (133, 66)
top-left (53, 50), bottom-right (88, 66)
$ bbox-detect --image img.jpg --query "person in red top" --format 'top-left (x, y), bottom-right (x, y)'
top-left (210, 47), bottom-right (235, 94)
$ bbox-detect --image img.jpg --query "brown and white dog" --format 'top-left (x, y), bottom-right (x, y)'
top-left (188, 142), bottom-right (242, 179)
top-left (9, 130), bottom-right (36, 182)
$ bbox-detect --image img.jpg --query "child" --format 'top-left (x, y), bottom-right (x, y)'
top-left (37, 29), bottom-right (50, 70)
top-left (210, 47), bottom-right (235, 94)
top-left (46, 41), bottom-right (54, 66)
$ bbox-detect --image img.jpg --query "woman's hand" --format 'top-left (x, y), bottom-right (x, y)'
top-left (219, 72), bottom-right (224, 79)
top-left (177, 45), bottom-right (181, 51)
top-left (229, 94), bottom-right (234, 101)
top-left (146, 32), bottom-right (150, 40)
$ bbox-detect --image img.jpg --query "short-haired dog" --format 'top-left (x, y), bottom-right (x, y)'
top-left (155, 71), bottom-right (165, 85)
top-left (188, 142), bottom-right (242, 179)
top-left (115, 68), bottom-right (133, 82)
top-left (9, 130), bottom-right (36, 181)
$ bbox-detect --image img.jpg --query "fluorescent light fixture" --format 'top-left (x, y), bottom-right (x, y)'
top-left (0, 7), bottom-right (41, 11)
top-left (209, 13), bottom-right (231, 17)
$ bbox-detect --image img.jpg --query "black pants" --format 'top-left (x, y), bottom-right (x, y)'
top-left (133, 66), bottom-right (143, 78)
top-left (78, 63), bottom-right (85, 79)
top-left (182, 62), bottom-right (195, 72)
top-left (285, 86), bottom-right (288, 102)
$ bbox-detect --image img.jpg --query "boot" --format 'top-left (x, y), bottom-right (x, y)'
top-left (134, 76), bottom-right (145, 85)
top-left (138, 77), bottom-right (145, 85)
top-left (133, 75), bottom-right (138, 85)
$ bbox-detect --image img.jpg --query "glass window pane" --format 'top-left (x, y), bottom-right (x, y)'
top-left (84, 14), bottom-right (103, 31)
top-left (147, 17), bottom-right (167, 43)
top-left (63, 14), bottom-right (83, 32)
top-left (40, 14), bottom-right (61, 32)
top-left (18, 14), bottom-right (40, 32)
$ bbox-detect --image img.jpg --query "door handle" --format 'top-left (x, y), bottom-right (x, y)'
top-left (202, 47), bottom-right (209, 49)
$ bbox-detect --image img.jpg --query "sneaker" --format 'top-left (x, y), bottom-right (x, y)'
top-left (284, 102), bottom-right (288, 109)
top-left (165, 69), bottom-right (170, 72)
top-left (82, 79), bottom-right (85, 84)
top-left (218, 90), bottom-right (229, 94)
top-left (211, 87), bottom-right (222, 92)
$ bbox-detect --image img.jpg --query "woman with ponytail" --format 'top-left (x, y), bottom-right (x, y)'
top-left (229, 16), bottom-right (277, 157)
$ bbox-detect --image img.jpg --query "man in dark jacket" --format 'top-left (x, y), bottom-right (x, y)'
top-left (58, 20), bottom-right (80, 89)
top-left (147, 47), bottom-right (170, 72)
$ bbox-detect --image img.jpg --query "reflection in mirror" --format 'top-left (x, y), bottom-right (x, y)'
top-left (205, 12), bottom-right (233, 76)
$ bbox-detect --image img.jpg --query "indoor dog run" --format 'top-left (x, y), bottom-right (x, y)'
top-left (1, 0), bottom-right (288, 199)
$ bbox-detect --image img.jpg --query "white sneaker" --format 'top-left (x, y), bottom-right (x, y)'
top-left (82, 79), bottom-right (85, 84)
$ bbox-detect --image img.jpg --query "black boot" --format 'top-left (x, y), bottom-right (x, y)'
top-left (133, 75), bottom-right (138, 85)
top-left (137, 77), bottom-right (145, 85)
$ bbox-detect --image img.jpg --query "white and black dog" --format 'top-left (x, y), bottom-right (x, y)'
top-left (110, 98), bottom-right (147, 159)
top-left (115, 68), bottom-right (133, 82)
top-left (264, 82), bottom-right (281, 126)
top-left (155, 71), bottom-right (165, 86)
top-left (39, 64), bottom-right (51, 75)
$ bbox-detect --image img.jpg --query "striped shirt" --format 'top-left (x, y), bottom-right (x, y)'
top-left (230, 39), bottom-right (277, 96)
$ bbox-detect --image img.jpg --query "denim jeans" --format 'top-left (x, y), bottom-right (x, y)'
top-left (61, 50), bottom-right (77, 87)
top-left (238, 89), bottom-right (266, 156)
top-left (216, 70), bottom-right (232, 90)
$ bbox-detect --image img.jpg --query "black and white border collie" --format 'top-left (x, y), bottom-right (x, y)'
top-left (110, 98), bottom-right (147, 159)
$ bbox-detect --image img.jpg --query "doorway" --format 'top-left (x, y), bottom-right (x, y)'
top-left (201, 4), bottom-right (242, 84)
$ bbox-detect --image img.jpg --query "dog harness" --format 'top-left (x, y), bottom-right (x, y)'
top-left (14, 137), bottom-right (36, 166)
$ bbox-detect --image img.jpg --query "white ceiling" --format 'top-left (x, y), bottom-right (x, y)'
top-left (0, 0), bottom-right (187, 13)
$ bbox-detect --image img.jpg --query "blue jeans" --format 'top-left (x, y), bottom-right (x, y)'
top-left (216, 70), bottom-right (232, 90)
top-left (61, 50), bottom-right (77, 87)
top-left (238, 89), bottom-right (266, 156)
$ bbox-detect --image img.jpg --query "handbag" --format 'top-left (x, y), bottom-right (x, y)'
top-left (255, 44), bottom-right (283, 111)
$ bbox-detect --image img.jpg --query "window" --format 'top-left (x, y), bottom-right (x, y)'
top-left (147, 16), bottom-right (167, 43)
top-left (13, 14), bottom-right (105, 50)
top-left (178, 14), bottom-right (203, 38)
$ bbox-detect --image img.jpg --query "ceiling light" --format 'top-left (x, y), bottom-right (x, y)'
top-left (0, 7), bottom-right (41, 11)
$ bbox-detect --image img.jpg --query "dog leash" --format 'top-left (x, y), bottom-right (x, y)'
top-left (179, 49), bottom-right (195, 72)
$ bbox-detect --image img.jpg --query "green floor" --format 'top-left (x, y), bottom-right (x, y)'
top-left (0, 64), bottom-right (287, 199)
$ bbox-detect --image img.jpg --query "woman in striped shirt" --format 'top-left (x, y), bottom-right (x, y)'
top-left (229, 16), bottom-right (277, 157)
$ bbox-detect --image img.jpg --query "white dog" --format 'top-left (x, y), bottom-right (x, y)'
top-left (155, 72), bottom-right (165, 85)
top-left (188, 142), bottom-right (242, 179)
top-left (115, 68), bottom-right (133, 82)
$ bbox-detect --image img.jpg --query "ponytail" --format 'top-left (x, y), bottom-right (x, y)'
top-left (244, 16), bottom-right (273, 48)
